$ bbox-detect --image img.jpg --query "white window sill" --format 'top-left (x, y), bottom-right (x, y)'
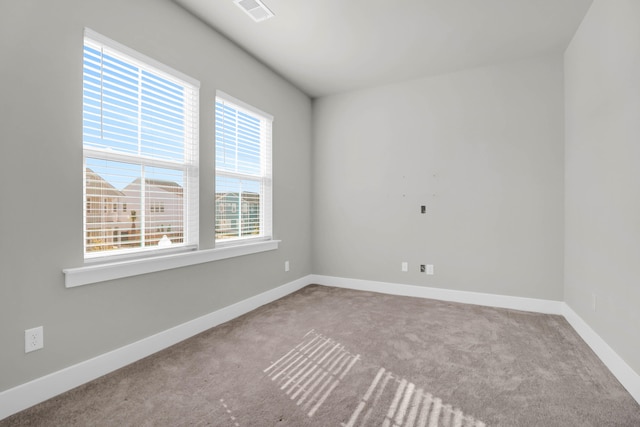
top-left (63, 240), bottom-right (280, 288)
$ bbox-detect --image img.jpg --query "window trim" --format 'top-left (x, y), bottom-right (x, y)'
top-left (63, 240), bottom-right (280, 287)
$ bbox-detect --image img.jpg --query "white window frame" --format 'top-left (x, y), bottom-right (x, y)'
top-left (63, 31), bottom-right (281, 288)
top-left (214, 91), bottom-right (273, 247)
top-left (82, 28), bottom-right (199, 261)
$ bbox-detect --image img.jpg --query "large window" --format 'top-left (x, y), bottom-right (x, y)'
top-left (215, 92), bottom-right (272, 243)
top-left (83, 29), bottom-right (199, 259)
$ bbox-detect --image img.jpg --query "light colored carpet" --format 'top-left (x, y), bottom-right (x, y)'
top-left (3, 285), bottom-right (640, 426)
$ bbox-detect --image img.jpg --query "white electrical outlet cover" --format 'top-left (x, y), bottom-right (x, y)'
top-left (25, 326), bottom-right (44, 353)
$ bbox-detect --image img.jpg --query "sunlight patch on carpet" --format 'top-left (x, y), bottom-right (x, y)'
top-left (343, 367), bottom-right (486, 427)
top-left (264, 329), bottom-right (360, 417)
top-left (219, 398), bottom-right (240, 427)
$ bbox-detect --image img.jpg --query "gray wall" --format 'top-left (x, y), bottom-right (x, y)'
top-left (564, 0), bottom-right (640, 374)
top-left (0, 0), bottom-right (312, 392)
top-left (312, 55), bottom-right (565, 300)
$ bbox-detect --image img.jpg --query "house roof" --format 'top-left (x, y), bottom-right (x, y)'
top-left (85, 169), bottom-right (125, 198)
top-left (125, 178), bottom-right (184, 197)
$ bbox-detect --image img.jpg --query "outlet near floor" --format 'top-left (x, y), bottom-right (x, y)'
top-left (25, 326), bottom-right (44, 353)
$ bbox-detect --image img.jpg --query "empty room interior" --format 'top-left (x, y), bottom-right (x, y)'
top-left (1, 0), bottom-right (639, 425)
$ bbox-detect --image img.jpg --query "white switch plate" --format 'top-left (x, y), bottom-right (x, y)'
top-left (426, 264), bottom-right (434, 275)
top-left (285, 260), bottom-right (290, 272)
top-left (401, 262), bottom-right (408, 272)
top-left (25, 326), bottom-right (44, 353)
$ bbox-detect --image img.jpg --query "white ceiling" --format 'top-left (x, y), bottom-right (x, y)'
top-left (174, 0), bottom-right (593, 98)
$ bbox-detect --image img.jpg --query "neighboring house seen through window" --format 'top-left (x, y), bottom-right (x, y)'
top-left (215, 92), bottom-right (273, 243)
top-left (82, 29), bottom-right (199, 259)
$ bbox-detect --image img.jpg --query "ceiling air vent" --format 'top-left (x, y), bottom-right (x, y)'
top-left (233, 0), bottom-right (274, 22)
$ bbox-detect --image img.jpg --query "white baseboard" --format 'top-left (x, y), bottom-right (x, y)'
top-left (309, 274), bottom-right (564, 314)
top-left (0, 275), bottom-right (309, 421)
top-left (562, 303), bottom-right (640, 404)
top-left (2, 274), bottom-right (638, 420)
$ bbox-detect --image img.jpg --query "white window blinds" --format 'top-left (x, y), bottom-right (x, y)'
top-left (83, 28), bottom-right (199, 259)
top-left (215, 92), bottom-right (272, 243)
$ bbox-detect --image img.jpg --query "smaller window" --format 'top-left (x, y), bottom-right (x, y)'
top-left (123, 203), bottom-right (127, 212)
top-left (215, 92), bottom-right (273, 244)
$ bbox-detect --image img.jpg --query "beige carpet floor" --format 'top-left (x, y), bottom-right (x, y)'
top-left (3, 284), bottom-right (640, 426)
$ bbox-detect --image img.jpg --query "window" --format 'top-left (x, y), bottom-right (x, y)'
top-left (215, 92), bottom-right (272, 243)
top-left (83, 29), bottom-right (199, 259)
top-left (148, 201), bottom-right (166, 213)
